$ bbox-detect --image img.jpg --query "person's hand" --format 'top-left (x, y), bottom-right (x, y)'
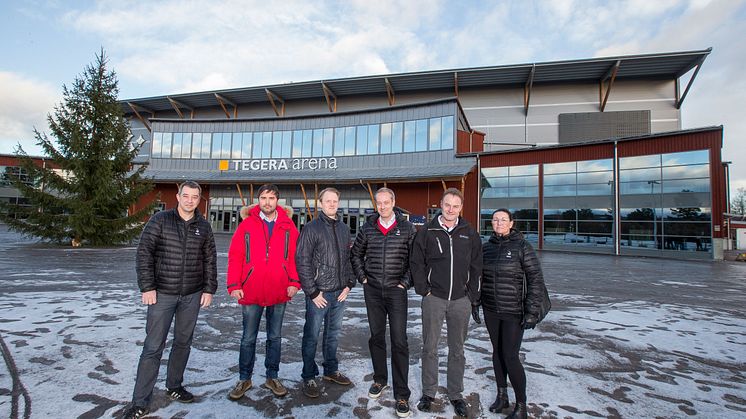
top-left (522, 314), bottom-right (538, 330)
top-left (471, 304), bottom-right (482, 324)
top-left (141, 290), bottom-right (157, 305)
top-left (287, 286), bottom-right (299, 298)
top-left (230, 289), bottom-right (244, 300)
top-left (313, 292), bottom-right (328, 308)
top-left (362, 277), bottom-right (368, 284)
top-left (397, 283), bottom-right (405, 289)
top-left (338, 287), bottom-right (350, 302)
top-left (200, 293), bottom-right (213, 308)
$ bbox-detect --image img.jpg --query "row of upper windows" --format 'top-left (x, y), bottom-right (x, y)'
top-left (150, 116), bottom-right (455, 159)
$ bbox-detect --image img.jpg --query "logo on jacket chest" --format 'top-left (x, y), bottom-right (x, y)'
top-left (505, 250), bottom-right (512, 259)
top-left (195, 228), bottom-right (201, 236)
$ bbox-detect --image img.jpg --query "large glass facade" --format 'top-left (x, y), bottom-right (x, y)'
top-left (481, 164), bottom-right (539, 244)
top-left (543, 159), bottom-right (614, 252)
top-left (152, 116), bottom-right (454, 159)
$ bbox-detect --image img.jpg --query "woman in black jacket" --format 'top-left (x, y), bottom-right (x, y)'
top-left (481, 209), bottom-right (546, 419)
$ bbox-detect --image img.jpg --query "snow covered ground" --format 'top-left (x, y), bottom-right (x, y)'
top-left (1, 225), bottom-right (745, 418)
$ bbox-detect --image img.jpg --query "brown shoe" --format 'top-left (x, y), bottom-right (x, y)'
top-left (322, 371), bottom-right (352, 386)
top-left (263, 378), bottom-right (288, 397)
top-left (228, 379), bottom-right (252, 400)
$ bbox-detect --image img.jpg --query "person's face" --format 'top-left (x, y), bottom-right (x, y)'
top-left (258, 190), bottom-right (278, 217)
top-left (440, 193), bottom-right (462, 224)
top-left (492, 211), bottom-right (514, 236)
top-left (176, 186), bottom-right (200, 215)
top-left (375, 192), bottom-right (395, 220)
top-left (320, 192), bottom-right (339, 218)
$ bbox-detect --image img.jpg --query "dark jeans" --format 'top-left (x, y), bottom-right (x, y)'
top-left (364, 284), bottom-right (410, 400)
top-left (484, 311), bottom-right (526, 403)
top-left (301, 289), bottom-right (346, 381)
top-left (239, 303), bottom-right (287, 380)
top-left (132, 291), bottom-right (202, 407)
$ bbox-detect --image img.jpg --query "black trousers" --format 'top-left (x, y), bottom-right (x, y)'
top-left (363, 283), bottom-right (411, 400)
top-left (484, 310), bottom-right (526, 403)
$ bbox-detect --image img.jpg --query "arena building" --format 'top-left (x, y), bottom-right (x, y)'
top-left (112, 47), bottom-right (728, 259)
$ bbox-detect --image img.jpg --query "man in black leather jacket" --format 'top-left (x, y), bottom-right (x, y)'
top-left (296, 187), bottom-right (355, 398)
top-left (124, 181), bottom-right (217, 419)
top-left (350, 188), bottom-right (417, 417)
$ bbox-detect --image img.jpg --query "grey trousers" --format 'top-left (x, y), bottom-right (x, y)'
top-left (420, 294), bottom-right (471, 400)
top-left (132, 291), bottom-right (202, 407)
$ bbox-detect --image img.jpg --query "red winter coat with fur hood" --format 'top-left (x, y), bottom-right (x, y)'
top-left (227, 204), bottom-right (300, 306)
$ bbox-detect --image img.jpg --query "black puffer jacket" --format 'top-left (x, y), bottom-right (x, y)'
top-left (296, 211), bottom-right (355, 299)
top-left (136, 208), bottom-right (218, 295)
top-left (481, 229), bottom-right (544, 318)
top-left (350, 211), bottom-right (417, 289)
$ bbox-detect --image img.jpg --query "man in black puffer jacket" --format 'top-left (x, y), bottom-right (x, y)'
top-left (296, 187), bottom-right (355, 398)
top-left (124, 181), bottom-right (217, 419)
top-left (350, 188), bottom-right (417, 417)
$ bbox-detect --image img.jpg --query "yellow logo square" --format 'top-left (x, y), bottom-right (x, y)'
top-left (219, 160), bottom-right (229, 171)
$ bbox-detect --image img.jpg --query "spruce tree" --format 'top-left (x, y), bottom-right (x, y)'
top-left (0, 50), bottom-right (155, 245)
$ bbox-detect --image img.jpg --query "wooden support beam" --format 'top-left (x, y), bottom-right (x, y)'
top-left (675, 57), bottom-right (705, 109)
top-left (127, 102), bottom-right (153, 132)
top-left (524, 64), bottom-right (535, 116)
top-left (441, 179), bottom-right (447, 191)
top-left (599, 60), bottom-right (620, 112)
top-left (249, 184), bottom-right (254, 205)
top-left (167, 97), bottom-right (194, 119)
top-left (235, 184), bottom-right (245, 206)
top-left (214, 93), bottom-right (237, 118)
top-left (300, 184), bottom-right (312, 221)
top-left (385, 78), bottom-right (395, 106)
top-left (321, 82), bottom-right (337, 112)
top-left (265, 88), bottom-right (285, 116)
top-left (454, 72), bottom-right (459, 97)
top-left (366, 182), bottom-right (376, 209)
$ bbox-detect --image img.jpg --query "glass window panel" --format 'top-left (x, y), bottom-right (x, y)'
top-left (662, 164), bottom-right (709, 180)
top-left (620, 180), bottom-right (661, 195)
top-left (322, 128), bottom-right (333, 156)
top-left (292, 130), bottom-right (303, 157)
top-left (619, 167), bottom-right (660, 182)
top-left (578, 159), bottom-right (613, 172)
top-left (577, 221), bottom-right (613, 234)
top-left (345, 127), bottom-right (356, 156)
top-left (181, 133), bottom-right (192, 158)
top-left (356, 126), bottom-right (368, 155)
top-left (663, 178), bottom-right (710, 193)
top-left (403, 121), bottom-right (416, 152)
top-left (429, 118), bottom-right (442, 150)
top-left (509, 164), bottom-right (538, 176)
top-left (509, 186), bottom-right (538, 197)
top-left (282, 131), bottom-right (292, 158)
top-left (663, 207), bottom-right (710, 221)
top-left (262, 132), bottom-right (272, 158)
top-left (230, 133), bottom-right (242, 159)
top-left (441, 116), bottom-right (454, 149)
top-left (367, 125), bottom-right (379, 155)
top-left (544, 184), bottom-right (576, 197)
top-left (544, 221), bottom-right (575, 233)
top-left (482, 187), bottom-right (508, 198)
top-left (271, 132), bottom-right (283, 158)
top-left (333, 128), bottom-right (344, 156)
top-left (161, 133), bottom-right (172, 158)
top-left (662, 150), bottom-right (709, 166)
top-left (509, 175), bottom-right (538, 187)
top-left (391, 122), bottom-right (403, 153)
top-left (620, 208), bottom-right (656, 221)
top-left (172, 133), bottom-right (184, 159)
top-left (482, 167), bottom-right (509, 178)
top-left (577, 171), bottom-right (613, 184)
top-left (620, 154), bottom-right (661, 169)
top-left (544, 162), bottom-right (576, 175)
top-left (663, 222), bottom-right (711, 236)
top-left (483, 177), bottom-right (509, 188)
top-left (252, 133), bottom-right (262, 158)
top-left (620, 222), bottom-right (655, 235)
top-left (211, 133), bottom-right (222, 158)
top-left (302, 130), bottom-right (313, 157)
top-left (190, 133), bottom-right (201, 159)
top-left (577, 183), bottom-right (614, 196)
top-left (577, 208), bottom-right (613, 220)
top-left (380, 123), bottom-right (392, 154)
top-left (312, 129), bottom-right (323, 157)
top-left (415, 119), bottom-right (428, 151)
top-left (240, 132), bottom-right (251, 158)
top-left (151, 132), bottom-right (163, 157)
top-left (661, 236), bottom-right (711, 251)
top-left (544, 173), bottom-right (576, 186)
top-left (219, 133), bottom-right (230, 158)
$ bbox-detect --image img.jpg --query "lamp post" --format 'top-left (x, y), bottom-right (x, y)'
top-left (648, 180), bottom-right (660, 248)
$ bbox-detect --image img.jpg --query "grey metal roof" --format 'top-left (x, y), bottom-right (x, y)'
top-left (122, 48), bottom-right (711, 114)
top-left (140, 162), bottom-right (476, 183)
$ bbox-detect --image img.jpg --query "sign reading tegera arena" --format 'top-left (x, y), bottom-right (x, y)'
top-left (220, 157), bottom-right (338, 171)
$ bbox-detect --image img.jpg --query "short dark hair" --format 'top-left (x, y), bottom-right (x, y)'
top-left (178, 181), bottom-right (202, 195)
top-left (256, 184), bottom-right (280, 199)
top-left (492, 208), bottom-right (513, 220)
top-left (441, 187), bottom-right (463, 204)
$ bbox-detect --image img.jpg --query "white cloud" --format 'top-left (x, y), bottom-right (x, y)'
top-left (0, 72), bottom-right (59, 155)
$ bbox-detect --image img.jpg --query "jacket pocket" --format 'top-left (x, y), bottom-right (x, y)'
top-left (241, 267), bottom-right (254, 288)
top-left (244, 233), bottom-right (251, 264)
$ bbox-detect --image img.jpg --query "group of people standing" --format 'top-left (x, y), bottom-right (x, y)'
top-left (123, 181), bottom-right (548, 419)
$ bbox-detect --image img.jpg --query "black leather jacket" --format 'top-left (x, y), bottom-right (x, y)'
top-left (296, 211), bottom-right (355, 299)
top-left (136, 208), bottom-right (218, 295)
top-left (350, 211), bottom-right (417, 289)
top-left (481, 229), bottom-right (544, 318)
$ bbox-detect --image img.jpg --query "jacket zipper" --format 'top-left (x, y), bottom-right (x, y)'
top-left (331, 219), bottom-right (342, 290)
top-left (241, 267), bottom-right (254, 287)
top-left (447, 233), bottom-right (454, 300)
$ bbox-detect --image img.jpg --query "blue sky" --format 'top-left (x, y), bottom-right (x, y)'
top-left (1, 0), bottom-right (745, 194)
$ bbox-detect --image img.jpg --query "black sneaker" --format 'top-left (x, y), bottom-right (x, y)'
top-left (166, 386), bottom-right (194, 403)
top-left (417, 395), bottom-right (434, 412)
top-left (122, 405), bottom-right (148, 419)
top-left (450, 398), bottom-right (468, 417)
top-left (395, 399), bottom-right (411, 417)
top-left (368, 382), bottom-right (388, 399)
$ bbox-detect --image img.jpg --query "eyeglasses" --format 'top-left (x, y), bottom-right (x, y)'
top-left (491, 218), bottom-right (511, 223)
